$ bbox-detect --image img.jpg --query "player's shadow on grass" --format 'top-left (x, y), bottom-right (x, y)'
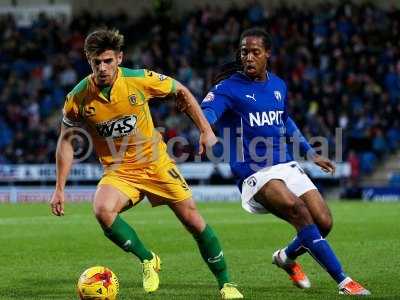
top-left (122, 282), bottom-right (216, 299)
top-left (159, 282), bottom-right (215, 290)
top-left (243, 284), bottom-right (328, 299)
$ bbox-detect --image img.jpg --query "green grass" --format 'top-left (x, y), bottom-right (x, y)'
top-left (0, 201), bottom-right (399, 299)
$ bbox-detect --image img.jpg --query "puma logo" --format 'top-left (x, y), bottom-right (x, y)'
top-left (245, 94), bottom-right (256, 101)
top-left (207, 251), bottom-right (224, 263)
top-left (312, 237), bottom-right (325, 244)
top-left (123, 240), bottom-right (132, 250)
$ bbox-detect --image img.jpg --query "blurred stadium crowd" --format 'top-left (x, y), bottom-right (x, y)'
top-left (1, 1), bottom-right (400, 182)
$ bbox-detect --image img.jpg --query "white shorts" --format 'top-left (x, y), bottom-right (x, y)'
top-left (241, 161), bottom-right (317, 214)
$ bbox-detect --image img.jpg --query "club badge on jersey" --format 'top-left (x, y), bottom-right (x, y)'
top-left (274, 90), bottom-right (282, 101)
top-left (202, 92), bottom-right (215, 103)
top-left (128, 94), bottom-right (136, 105)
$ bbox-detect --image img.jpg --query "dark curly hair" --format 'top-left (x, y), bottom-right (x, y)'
top-left (84, 28), bottom-right (124, 58)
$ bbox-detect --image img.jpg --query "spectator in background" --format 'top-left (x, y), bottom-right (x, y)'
top-left (0, 1), bottom-right (399, 178)
top-left (372, 128), bottom-right (387, 158)
top-left (384, 61), bottom-right (400, 103)
top-left (247, 0), bottom-right (266, 25)
top-left (347, 150), bottom-right (360, 182)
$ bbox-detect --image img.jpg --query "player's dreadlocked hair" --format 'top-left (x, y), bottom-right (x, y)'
top-left (211, 52), bottom-right (241, 86)
top-left (241, 27), bottom-right (272, 51)
top-left (84, 28), bottom-right (124, 58)
top-left (211, 27), bottom-right (272, 85)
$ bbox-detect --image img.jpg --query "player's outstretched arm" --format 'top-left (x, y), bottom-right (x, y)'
top-left (285, 117), bottom-right (315, 157)
top-left (50, 125), bottom-right (74, 216)
top-left (174, 81), bottom-right (217, 154)
top-left (285, 117), bottom-right (335, 174)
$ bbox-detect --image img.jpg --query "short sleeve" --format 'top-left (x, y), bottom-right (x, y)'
top-left (143, 69), bottom-right (176, 98)
top-left (62, 93), bottom-right (82, 127)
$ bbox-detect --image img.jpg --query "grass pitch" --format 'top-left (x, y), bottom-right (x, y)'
top-left (0, 200), bottom-right (399, 300)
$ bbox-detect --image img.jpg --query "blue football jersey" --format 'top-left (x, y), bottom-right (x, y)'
top-left (202, 71), bottom-right (312, 189)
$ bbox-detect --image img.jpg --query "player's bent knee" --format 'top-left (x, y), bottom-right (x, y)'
top-left (170, 198), bottom-right (206, 234)
top-left (289, 200), bottom-right (313, 226)
top-left (280, 197), bottom-right (297, 211)
top-left (93, 203), bottom-right (116, 227)
top-left (318, 215), bottom-right (333, 237)
top-left (182, 212), bottom-right (205, 234)
top-left (279, 194), bottom-right (302, 216)
top-left (181, 210), bottom-right (206, 234)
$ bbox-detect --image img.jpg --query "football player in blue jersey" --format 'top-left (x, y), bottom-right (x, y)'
top-left (197, 28), bottom-right (370, 296)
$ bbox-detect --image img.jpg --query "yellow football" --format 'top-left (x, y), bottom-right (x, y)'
top-left (77, 266), bottom-right (119, 300)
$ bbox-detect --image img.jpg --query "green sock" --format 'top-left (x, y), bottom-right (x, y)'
top-left (104, 215), bottom-right (153, 262)
top-left (194, 224), bottom-right (230, 288)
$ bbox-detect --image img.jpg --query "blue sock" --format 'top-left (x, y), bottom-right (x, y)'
top-left (298, 224), bottom-right (347, 283)
top-left (285, 236), bottom-right (305, 260)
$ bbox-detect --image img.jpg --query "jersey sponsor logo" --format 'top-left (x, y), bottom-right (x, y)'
top-left (128, 94), bottom-right (136, 105)
top-left (247, 176), bottom-right (257, 187)
top-left (245, 93), bottom-right (256, 101)
top-left (95, 115), bottom-right (137, 138)
top-left (274, 90), bottom-right (282, 101)
top-left (248, 111), bottom-right (284, 127)
top-left (202, 92), bottom-right (215, 103)
top-left (207, 251), bottom-right (224, 263)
